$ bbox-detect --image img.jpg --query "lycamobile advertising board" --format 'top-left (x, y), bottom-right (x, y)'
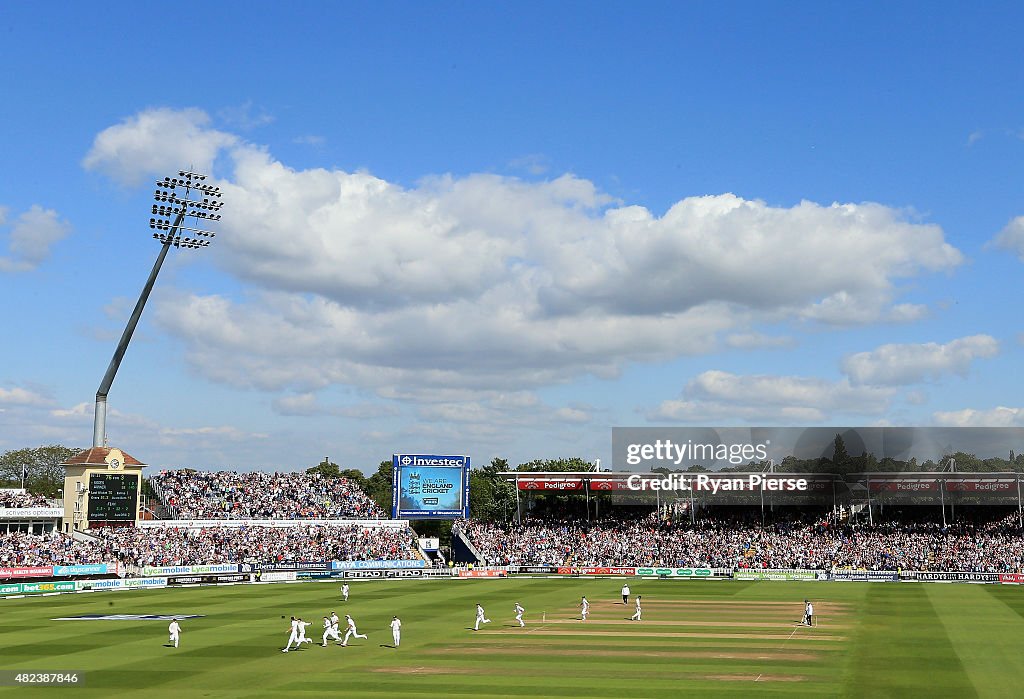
top-left (142, 564), bottom-right (238, 577)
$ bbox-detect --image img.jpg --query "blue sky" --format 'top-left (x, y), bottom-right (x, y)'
top-left (1, 2), bottom-right (1023, 473)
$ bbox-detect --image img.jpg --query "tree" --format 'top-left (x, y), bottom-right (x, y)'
top-left (306, 458), bottom-right (342, 479)
top-left (0, 445), bottom-right (81, 497)
top-left (516, 457), bottom-right (595, 472)
top-left (306, 458), bottom-right (370, 492)
top-left (832, 434), bottom-right (850, 470)
top-left (364, 460), bottom-right (394, 514)
top-left (483, 457), bottom-right (510, 475)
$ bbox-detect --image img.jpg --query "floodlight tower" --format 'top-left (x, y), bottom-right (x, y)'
top-left (91, 170), bottom-right (224, 448)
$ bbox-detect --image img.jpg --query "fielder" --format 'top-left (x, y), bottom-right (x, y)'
top-left (474, 603), bottom-right (491, 631)
top-left (297, 617), bottom-right (314, 645)
top-left (580, 596), bottom-right (590, 621)
top-left (621, 582), bottom-right (630, 604)
top-left (283, 616), bottom-right (300, 652)
top-left (342, 614), bottom-right (368, 645)
top-left (167, 618), bottom-right (181, 648)
top-left (514, 602), bottom-right (525, 627)
top-left (322, 616), bottom-right (341, 646)
top-left (330, 611), bottom-right (340, 635)
top-left (390, 616), bottom-right (402, 647)
top-left (631, 595), bottom-right (642, 621)
top-left (804, 599), bottom-right (814, 626)
top-left (341, 582), bottom-right (350, 602)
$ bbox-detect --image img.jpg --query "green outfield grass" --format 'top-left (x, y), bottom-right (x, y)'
top-left (2, 578), bottom-right (1024, 698)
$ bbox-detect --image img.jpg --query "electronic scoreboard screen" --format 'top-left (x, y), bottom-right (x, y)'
top-left (88, 473), bottom-right (139, 521)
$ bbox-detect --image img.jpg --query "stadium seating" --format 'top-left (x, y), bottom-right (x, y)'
top-left (149, 470), bottom-right (385, 520)
top-left (0, 531), bottom-right (108, 566)
top-left (0, 492), bottom-right (56, 508)
top-left (88, 524), bottom-right (419, 566)
top-left (458, 512), bottom-right (1024, 572)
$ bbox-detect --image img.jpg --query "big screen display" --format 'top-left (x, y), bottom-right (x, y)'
top-left (391, 454), bottom-right (470, 519)
top-left (88, 473), bottom-right (139, 521)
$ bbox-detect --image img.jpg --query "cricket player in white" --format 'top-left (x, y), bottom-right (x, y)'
top-left (390, 616), bottom-right (402, 647)
top-left (621, 583), bottom-right (630, 604)
top-left (514, 602), bottom-right (525, 627)
top-left (297, 618), bottom-right (313, 644)
top-left (168, 618), bottom-right (181, 648)
top-left (474, 603), bottom-right (491, 630)
top-left (283, 616), bottom-right (300, 652)
top-left (322, 616), bottom-right (341, 646)
top-left (580, 596), bottom-right (589, 621)
top-left (330, 611), bottom-right (340, 635)
top-left (804, 599), bottom-right (814, 626)
top-left (341, 583), bottom-right (350, 602)
top-left (342, 614), bottom-right (368, 645)
top-left (631, 595), bottom-right (642, 621)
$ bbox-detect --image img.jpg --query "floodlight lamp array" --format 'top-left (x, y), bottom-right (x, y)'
top-left (152, 192), bottom-right (223, 211)
top-left (156, 175), bottom-right (222, 195)
top-left (152, 233), bottom-right (210, 249)
top-left (149, 219), bottom-right (216, 236)
top-left (150, 169), bottom-right (224, 250)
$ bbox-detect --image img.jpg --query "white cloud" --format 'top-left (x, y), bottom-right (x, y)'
top-left (842, 335), bottom-right (999, 386)
top-left (157, 425), bottom-right (266, 441)
top-left (0, 386), bottom-right (52, 407)
top-left (509, 153), bottom-right (550, 175)
top-left (416, 391), bottom-right (591, 428)
top-left (724, 332), bottom-right (795, 349)
top-left (0, 205), bottom-right (72, 272)
top-left (293, 134), bottom-right (326, 147)
top-left (990, 216), bottom-right (1024, 261)
top-left (271, 393), bottom-right (401, 418)
top-left (83, 107), bottom-right (965, 402)
top-left (217, 101), bottom-right (274, 131)
top-left (82, 107), bottom-right (238, 186)
top-left (933, 407), bottom-right (1024, 427)
top-left (646, 370), bottom-right (895, 423)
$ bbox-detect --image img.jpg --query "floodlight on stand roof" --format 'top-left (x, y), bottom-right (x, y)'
top-left (93, 169), bottom-right (225, 449)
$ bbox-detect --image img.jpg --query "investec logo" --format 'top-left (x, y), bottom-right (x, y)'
top-left (401, 455), bottom-right (466, 467)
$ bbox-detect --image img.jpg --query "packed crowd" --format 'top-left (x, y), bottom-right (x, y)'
top-left (0, 491), bottom-right (55, 508)
top-left (458, 511), bottom-right (1024, 573)
top-left (88, 524), bottom-right (419, 567)
top-left (0, 531), bottom-right (109, 566)
top-left (150, 470), bottom-right (385, 520)
top-left (0, 524), bottom-right (419, 569)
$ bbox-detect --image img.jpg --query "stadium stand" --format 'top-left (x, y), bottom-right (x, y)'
top-left (0, 492), bottom-right (56, 508)
top-left (0, 531), bottom-right (109, 566)
top-left (150, 470), bottom-right (385, 520)
top-left (458, 510), bottom-right (1024, 572)
top-left (88, 524), bottom-right (419, 567)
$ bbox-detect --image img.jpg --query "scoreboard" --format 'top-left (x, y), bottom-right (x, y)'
top-left (88, 473), bottom-right (139, 521)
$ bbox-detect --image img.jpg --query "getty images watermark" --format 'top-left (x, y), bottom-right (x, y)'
top-left (612, 427), bottom-right (809, 493)
top-left (626, 473), bottom-right (809, 493)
